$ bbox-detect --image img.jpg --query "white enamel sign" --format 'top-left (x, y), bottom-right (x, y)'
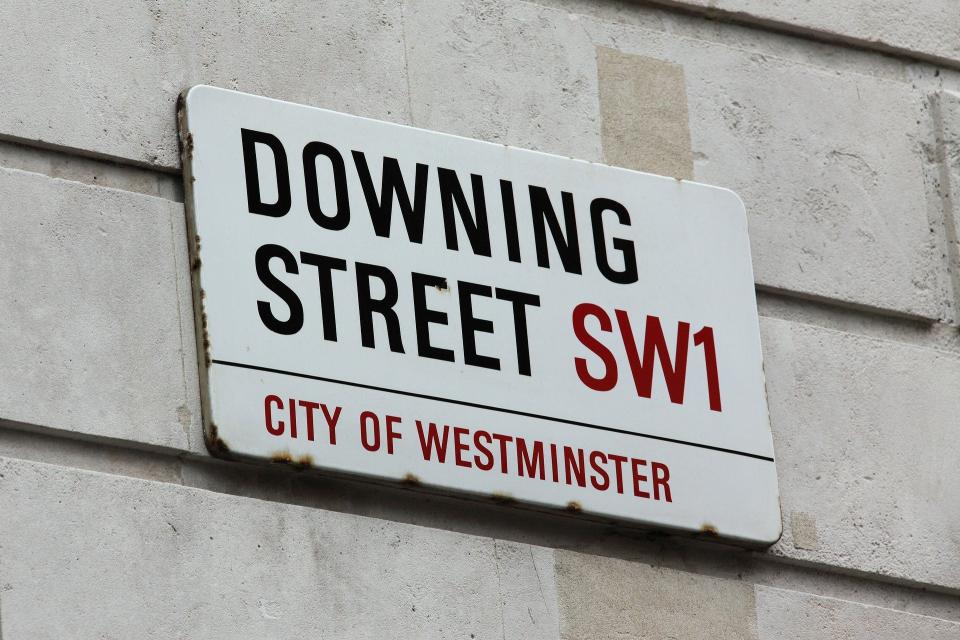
top-left (180, 85), bottom-right (781, 545)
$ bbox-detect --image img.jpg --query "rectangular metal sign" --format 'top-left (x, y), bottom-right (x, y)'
top-left (180, 85), bottom-right (781, 545)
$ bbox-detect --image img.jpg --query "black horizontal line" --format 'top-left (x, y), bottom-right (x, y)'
top-left (211, 359), bottom-right (775, 462)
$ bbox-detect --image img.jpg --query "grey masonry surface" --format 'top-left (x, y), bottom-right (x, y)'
top-left (644, 0), bottom-right (960, 66)
top-left (0, 168), bottom-right (201, 454)
top-left (1, 0), bottom-right (960, 637)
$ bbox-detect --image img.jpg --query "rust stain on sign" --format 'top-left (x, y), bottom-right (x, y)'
top-left (205, 423), bottom-right (231, 457)
top-left (294, 454), bottom-right (314, 468)
top-left (402, 472), bottom-right (421, 486)
top-left (566, 501), bottom-right (583, 513)
top-left (199, 308), bottom-right (211, 367)
top-left (270, 451), bottom-right (314, 469)
top-left (191, 234), bottom-right (202, 271)
top-left (699, 523), bottom-right (719, 536)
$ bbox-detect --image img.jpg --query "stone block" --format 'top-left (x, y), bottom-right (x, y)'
top-left (0, 0), bottom-right (410, 168)
top-left (0, 456), bottom-right (557, 639)
top-left (761, 316), bottom-right (960, 590)
top-left (402, 0), bottom-right (602, 161)
top-left (756, 586), bottom-right (960, 639)
top-left (555, 550), bottom-right (759, 639)
top-left (596, 46), bottom-right (694, 179)
top-left (0, 168), bottom-right (201, 452)
top-left (657, 0), bottom-right (960, 66)
top-left (934, 90), bottom-right (960, 317)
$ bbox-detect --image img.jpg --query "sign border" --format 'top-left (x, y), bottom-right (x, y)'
top-left (177, 85), bottom-right (782, 547)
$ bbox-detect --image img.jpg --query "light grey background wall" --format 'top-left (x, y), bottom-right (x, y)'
top-left (1, 0), bottom-right (959, 637)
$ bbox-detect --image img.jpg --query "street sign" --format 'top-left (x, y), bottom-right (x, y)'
top-left (179, 85), bottom-right (781, 545)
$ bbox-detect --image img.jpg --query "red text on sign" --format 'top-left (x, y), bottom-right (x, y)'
top-left (264, 394), bottom-right (342, 443)
top-left (415, 420), bottom-right (672, 502)
top-left (572, 303), bottom-right (721, 412)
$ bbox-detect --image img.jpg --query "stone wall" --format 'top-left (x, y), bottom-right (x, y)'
top-left (1, 0), bottom-right (959, 637)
